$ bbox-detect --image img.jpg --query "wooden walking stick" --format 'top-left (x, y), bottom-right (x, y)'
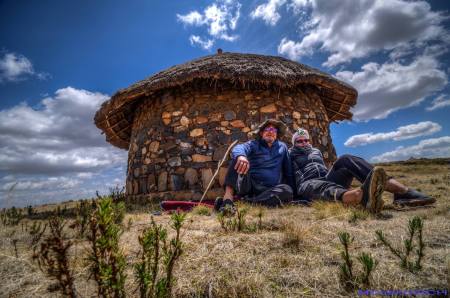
top-left (199, 139), bottom-right (238, 204)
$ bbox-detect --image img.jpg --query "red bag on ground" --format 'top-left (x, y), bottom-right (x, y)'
top-left (160, 200), bottom-right (215, 212)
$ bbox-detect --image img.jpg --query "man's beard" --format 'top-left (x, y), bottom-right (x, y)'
top-left (263, 136), bottom-right (275, 144)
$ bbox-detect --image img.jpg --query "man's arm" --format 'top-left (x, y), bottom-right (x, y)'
top-left (231, 141), bottom-right (253, 174)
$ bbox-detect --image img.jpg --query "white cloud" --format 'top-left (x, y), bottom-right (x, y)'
top-left (336, 55), bottom-right (448, 120)
top-left (189, 35), bottom-right (214, 50)
top-left (345, 121), bottom-right (442, 147)
top-left (0, 52), bottom-right (49, 82)
top-left (177, 11), bottom-right (204, 26)
top-left (177, 0), bottom-right (241, 49)
top-left (250, 0), bottom-right (286, 26)
top-left (0, 87), bottom-right (127, 175)
top-left (426, 94), bottom-right (450, 111)
top-left (0, 87), bottom-right (128, 207)
top-left (371, 136), bottom-right (450, 163)
top-left (1, 177), bottom-right (80, 192)
top-left (277, 0), bottom-right (447, 66)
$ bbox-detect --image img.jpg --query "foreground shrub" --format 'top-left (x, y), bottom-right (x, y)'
top-left (33, 216), bottom-right (76, 297)
top-left (375, 216), bottom-right (425, 273)
top-left (134, 212), bottom-right (186, 298)
top-left (1, 206), bottom-right (23, 226)
top-left (338, 231), bottom-right (377, 291)
top-left (87, 196), bottom-right (126, 297)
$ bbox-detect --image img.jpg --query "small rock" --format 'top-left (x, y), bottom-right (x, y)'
top-left (169, 175), bottom-right (183, 191)
top-left (260, 103), bottom-right (277, 113)
top-left (142, 147), bottom-right (147, 155)
top-left (224, 111), bottom-right (236, 121)
top-left (162, 112), bottom-right (171, 119)
top-left (174, 126), bottom-right (187, 133)
top-left (172, 111), bottom-right (183, 117)
top-left (213, 146), bottom-right (228, 161)
top-left (242, 127), bottom-right (251, 133)
top-left (149, 141), bottom-right (160, 153)
top-left (147, 175), bottom-right (156, 192)
top-left (162, 118), bottom-right (171, 125)
top-left (230, 120), bottom-right (245, 128)
top-left (195, 137), bottom-right (208, 147)
top-left (196, 116), bottom-right (208, 124)
top-left (209, 113), bottom-right (222, 122)
top-left (144, 157), bottom-right (151, 165)
top-left (184, 168), bottom-right (198, 186)
top-left (167, 157), bottom-right (181, 167)
top-left (179, 142), bottom-right (193, 149)
top-left (158, 171), bottom-right (167, 191)
top-left (133, 168), bottom-right (140, 178)
top-left (192, 154), bottom-right (212, 162)
top-left (218, 167), bottom-right (228, 186)
top-left (220, 121), bottom-right (229, 127)
top-left (180, 116), bottom-right (190, 127)
top-left (190, 128), bottom-right (204, 137)
top-left (201, 168), bottom-right (214, 190)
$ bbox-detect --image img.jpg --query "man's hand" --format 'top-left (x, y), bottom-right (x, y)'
top-left (235, 156), bottom-right (250, 174)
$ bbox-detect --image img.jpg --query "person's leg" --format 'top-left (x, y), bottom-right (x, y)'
top-left (223, 159), bottom-right (252, 200)
top-left (243, 184), bottom-right (293, 207)
top-left (297, 179), bottom-right (348, 202)
top-left (326, 154), bottom-right (373, 188)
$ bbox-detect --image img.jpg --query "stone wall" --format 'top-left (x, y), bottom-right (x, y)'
top-left (125, 83), bottom-right (337, 197)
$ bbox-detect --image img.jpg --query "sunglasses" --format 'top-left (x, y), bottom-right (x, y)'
top-left (263, 127), bottom-right (278, 133)
top-left (295, 139), bottom-right (309, 144)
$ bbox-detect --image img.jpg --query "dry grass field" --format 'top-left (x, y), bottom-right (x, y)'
top-left (0, 158), bottom-right (449, 297)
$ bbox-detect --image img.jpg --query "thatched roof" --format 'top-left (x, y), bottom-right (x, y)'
top-left (95, 52), bottom-right (358, 149)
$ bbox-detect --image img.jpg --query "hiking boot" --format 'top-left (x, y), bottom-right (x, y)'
top-left (214, 197), bottom-right (223, 212)
top-left (360, 166), bottom-right (387, 213)
top-left (393, 189), bottom-right (436, 207)
top-left (219, 198), bottom-right (236, 215)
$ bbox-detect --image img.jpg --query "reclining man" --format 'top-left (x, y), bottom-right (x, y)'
top-left (290, 128), bottom-right (436, 213)
top-left (215, 119), bottom-right (295, 211)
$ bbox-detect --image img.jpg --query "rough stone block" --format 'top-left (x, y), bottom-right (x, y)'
top-left (190, 128), bottom-right (204, 137)
top-left (158, 171), bottom-right (168, 191)
top-left (192, 154), bottom-right (212, 162)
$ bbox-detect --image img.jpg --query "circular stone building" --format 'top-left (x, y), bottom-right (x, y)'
top-left (94, 51), bottom-right (357, 201)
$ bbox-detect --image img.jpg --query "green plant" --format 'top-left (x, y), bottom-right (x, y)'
top-left (27, 205), bottom-right (34, 217)
top-left (29, 221), bottom-right (47, 249)
top-left (217, 204), bottom-right (250, 232)
top-left (338, 231), bottom-right (377, 290)
top-left (134, 212), bottom-right (186, 298)
top-left (256, 208), bottom-right (264, 230)
top-left (73, 200), bottom-right (92, 238)
top-left (87, 197), bottom-right (126, 297)
top-left (375, 216), bottom-right (425, 273)
top-left (33, 216), bottom-right (76, 297)
top-left (192, 205), bottom-right (212, 216)
top-left (348, 209), bottom-right (369, 224)
top-left (1, 206), bottom-right (23, 226)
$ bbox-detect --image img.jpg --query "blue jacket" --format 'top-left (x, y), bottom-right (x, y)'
top-left (231, 139), bottom-right (294, 190)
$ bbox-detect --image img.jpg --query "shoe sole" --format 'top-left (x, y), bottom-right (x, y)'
top-left (393, 198), bottom-right (436, 207)
top-left (368, 167), bottom-right (387, 213)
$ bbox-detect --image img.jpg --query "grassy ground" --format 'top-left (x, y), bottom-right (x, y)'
top-left (0, 158), bottom-right (449, 297)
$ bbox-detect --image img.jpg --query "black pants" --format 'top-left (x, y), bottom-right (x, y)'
top-left (297, 154), bottom-right (373, 201)
top-left (224, 159), bottom-right (293, 207)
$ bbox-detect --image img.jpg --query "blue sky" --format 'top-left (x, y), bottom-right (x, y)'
top-left (1, 0), bottom-right (449, 207)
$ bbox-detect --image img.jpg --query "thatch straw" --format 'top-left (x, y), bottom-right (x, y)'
top-left (94, 52), bottom-right (358, 149)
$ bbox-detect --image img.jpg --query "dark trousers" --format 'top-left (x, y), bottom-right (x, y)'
top-left (224, 159), bottom-right (293, 207)
top-left (297, 154), bottom-right (373, 201)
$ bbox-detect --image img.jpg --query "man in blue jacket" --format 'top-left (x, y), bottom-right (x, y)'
top-left (215, 119), bottom-right (294, 211)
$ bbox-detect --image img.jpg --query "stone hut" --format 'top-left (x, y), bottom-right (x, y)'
top-left (94, 51), bottom-right (357, 200)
